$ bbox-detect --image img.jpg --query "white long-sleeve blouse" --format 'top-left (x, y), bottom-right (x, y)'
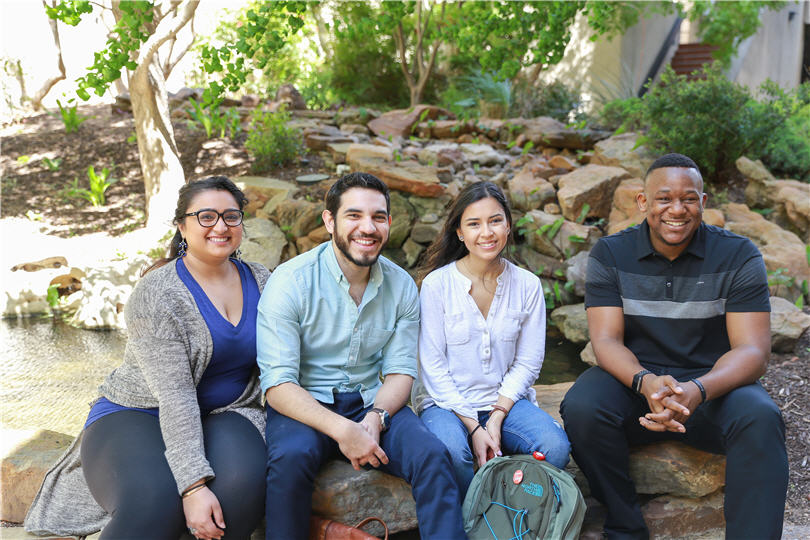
top-left (417, 259), bottom-right (546, 419)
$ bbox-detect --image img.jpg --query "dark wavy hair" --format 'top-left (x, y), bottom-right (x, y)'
top-left (142, 176), bottom-right (248, 275)
top-left (418, 181), bottom-right (514, 284)
top-left (325, 172), bottom-right (390, 216)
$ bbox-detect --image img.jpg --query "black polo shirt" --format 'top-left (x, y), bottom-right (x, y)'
top-left (585, 220), bottom-right (770, 371)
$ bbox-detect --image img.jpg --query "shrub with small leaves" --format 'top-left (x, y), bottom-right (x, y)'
top-left (245, 108), bottom-right (302, 171)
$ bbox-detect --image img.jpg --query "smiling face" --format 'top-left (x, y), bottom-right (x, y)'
top-left (323, 187), bottom-right (391, 270)
top-left (456, 196), bottom-right (510, 265)
top-left (177, 189), bottom-right (243, 265)
top-left (637, 166), bottom-right (707, 260)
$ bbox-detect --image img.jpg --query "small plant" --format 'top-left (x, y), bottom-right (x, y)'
top-left (126, 131), bottom-right (137, 144)
top-left (188, 97), bottom-right (241, 139)
top-left (63, 165), bottom-right (117, 207)
top-left (245, 108), bottom-right (303, 172)
top-left (538, 217), bottom-right (564, 240)
top-left (16, 155), bottom-right (31, 165)
top-left (46, 284), bottom-right (62, 309)
top-left (42, 157), bottom-right (62, 171)
top-left (767, 268), bottom-right (795, 298)
top-left (521, 141), bottom-right (535, 156)
top-left (575, 204), bottom-right (590, 224)
top-left (55, 98), bottom-right (89, 133)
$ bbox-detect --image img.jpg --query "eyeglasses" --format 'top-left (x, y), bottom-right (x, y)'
top-left (184, 208), bottom-right (244, 227)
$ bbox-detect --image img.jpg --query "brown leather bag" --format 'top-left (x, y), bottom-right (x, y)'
top-left (308, 516), bottom-right (389, 540)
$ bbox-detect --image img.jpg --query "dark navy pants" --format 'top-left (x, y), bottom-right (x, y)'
top-left (561, 366), bottom-right (788, 540)
top-left (264, 392), bottom-right (467, 540)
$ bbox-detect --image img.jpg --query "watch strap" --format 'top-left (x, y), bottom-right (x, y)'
top-left (632, 369), bottom-right (653, 394)
top-left (371, 407), bottom-right (389, 431)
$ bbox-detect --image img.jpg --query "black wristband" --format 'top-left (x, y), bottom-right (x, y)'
top-left (632, 369), bottom-right (653, 394)
top-left (469, 424), bottom-right (483, 440)
top-left (691, 378), bottom-right (707, 403)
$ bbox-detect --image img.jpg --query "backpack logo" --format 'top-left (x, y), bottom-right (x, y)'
top-left (520, 482), bottom-right (544, 498)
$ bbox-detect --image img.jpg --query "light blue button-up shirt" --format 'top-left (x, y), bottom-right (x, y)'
top-left (257, 241), bottom-right (419, 406)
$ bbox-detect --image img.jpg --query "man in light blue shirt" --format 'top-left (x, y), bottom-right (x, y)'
top-left (257, 173), bottom-right (466, 539)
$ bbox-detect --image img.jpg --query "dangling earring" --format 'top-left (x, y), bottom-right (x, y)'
top-left (233, 248), bottom-right (243, 261)
top-left (458, 236), bottom-right (464, 242)
top-left (177, 238), bottom-right (188, 257)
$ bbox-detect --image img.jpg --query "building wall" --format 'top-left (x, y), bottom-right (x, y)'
top-left (732, 2), bottom-right (807, 91)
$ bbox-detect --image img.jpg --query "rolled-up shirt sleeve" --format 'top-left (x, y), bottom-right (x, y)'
top-left (499, 275), bottom-right (545, 402)
top-left (257, 267), bottom-right (304, 394)
top-left (380, 279), bottom-right (419, 379)
top-left (418, 278), bottom-right (477, 419)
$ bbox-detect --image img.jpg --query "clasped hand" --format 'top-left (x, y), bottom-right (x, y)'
top-left (183, 485), bottom-right (225, 540)
top-left (337, 415), bottom-right (389, 471)
top-left (639, 375), bottom-right (701, 433)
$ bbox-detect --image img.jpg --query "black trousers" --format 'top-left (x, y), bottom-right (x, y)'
top-left (81, 410), bottom-right (266, 540)
top-left (560, 366), bottom-right (788, 540)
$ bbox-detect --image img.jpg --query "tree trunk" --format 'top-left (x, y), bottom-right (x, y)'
top-left (128, 0), bottom-right (198, 237)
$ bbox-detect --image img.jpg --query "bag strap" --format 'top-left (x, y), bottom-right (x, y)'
top-left (353, 516), bottom-right (389, 540)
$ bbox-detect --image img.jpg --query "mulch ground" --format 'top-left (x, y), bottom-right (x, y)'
top-left (1, 104), bottom-right (808, 526)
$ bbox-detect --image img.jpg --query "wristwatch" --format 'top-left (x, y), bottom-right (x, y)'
top-left (632, 369), bottom-right (653, 395)
top-left (371, 407), bottom-right (390, 432)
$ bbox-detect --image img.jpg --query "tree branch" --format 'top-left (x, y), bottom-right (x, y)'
top-left (394, 22), bottom-right (415, 89)
top-left (30, 0), bottom-right (67, 110)
top-left (135, 0), bottom-right (198, 71)
top-left (163, 15), bottom-right (195, 78)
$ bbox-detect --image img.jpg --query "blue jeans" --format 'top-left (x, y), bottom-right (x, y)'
top-left (265, 392), bottom-right (466, 540)
top-left (420, 398), bottom-right (571, 492)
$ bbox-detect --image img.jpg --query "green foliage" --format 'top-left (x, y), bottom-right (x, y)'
top-left (576, 204), bottom-right (591, 224)
top-left (515, 214), bottom-right (534, 237)
top-left (767, 268), bottom-right (795, 297)
top-left (44, 0), bottom-right (92, 26)
top-left (187, 97), bottom-right (241, 139)
top-left (538, 217), bottom-right (564, 240)
top-left (639, 65), bottom-right (783, 180)
top-left (63, 165), bottom-right (117, 207)
top-left (751, 82), bottom-right (810, 182)
top-left (16, 155), bottom-right (30, 165)
top-left (597, 97), bottom-right (644, 132)
top-left (42, 157), bottom-right (62, 171)
top-left (55, 98), bottom-right (89, 133)
top-left (510, 79), bottom-right (582, 122)
top-left (245, 108), bottom-right (302, 171)
top-left (46, 284), bottom-right (62, 309)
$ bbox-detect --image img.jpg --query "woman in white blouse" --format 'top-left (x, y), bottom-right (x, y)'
top-left (416, 181), bottom-right (570, 491)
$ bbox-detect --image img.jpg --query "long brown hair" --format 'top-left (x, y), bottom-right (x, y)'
top-left (141, 176), bottom-right (248, 276)
top-left (417, 181), bottom-right (514, 285)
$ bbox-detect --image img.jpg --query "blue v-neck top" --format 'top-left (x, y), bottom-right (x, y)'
top-left (85, 258), bottom-right (260, 427)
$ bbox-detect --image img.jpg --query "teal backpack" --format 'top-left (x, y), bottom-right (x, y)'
top-left (462, 454), bottom-right (586, 540)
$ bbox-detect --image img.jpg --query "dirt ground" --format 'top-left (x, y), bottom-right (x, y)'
top-left (1, 104), bottom-right (808, 527)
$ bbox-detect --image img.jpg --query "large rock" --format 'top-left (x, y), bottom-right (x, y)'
top-left (641, 489), bottom-right (725, 539)
top-left (565, 250), bottom-right (590, 298)
top-left (516, 245), bottom-right (567, 279)
top-left (591, 133), bottom-right (656, 178)
top-left (409, 219), bottom-right (445, 245)
top-left (524, 210), bottom-right (602, 259)
top-left (769, 296), bottom-right (810, 353)
top-left (629, 442), bottom-right (726, 498)
top-left (270, 199), bottom-right (324, 239)
top-left (557, 165), bottom-right (632, 222)
top-left (1, 428), bottom-right (74, 523)
top-left (532, 382), bottom-right (571, 425)
top-left (459, 143), bottom-right (507, 166)
top-left (275, 83), bottom-right (307, 110)
top-left (739, 157), bottom-right (810, 242)
top-left (235, 176), bottom-right (299, 215)
top-left (724, 203), bottom-right (810, 301)
top-left (550, 303), bottom-right (589, 344)
top-left (516, 117), bottom-right (610, 150)
top-left (367, 105), bottom-right (453, 138)
top-left (348, 154), bottom-right (444, 198)
top-left (607, 177), bottom-right (645, 234)
top-left (388, 192), bottom-right (416, 249)
top-left (418, 119), bottom-right (474, 139)
top-left (507, 158), bottom-right (557, 212)
top-left (580, 341), bottom-right (596, 366)
top-left (240, 218), bottom-right (287, 271)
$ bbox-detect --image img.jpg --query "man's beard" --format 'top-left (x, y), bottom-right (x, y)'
top-left (333, 224), bottom-right (387, 267)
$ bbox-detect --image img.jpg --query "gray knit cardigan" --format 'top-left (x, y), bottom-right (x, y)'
top-left (24, 259), bottom-right (270, 537)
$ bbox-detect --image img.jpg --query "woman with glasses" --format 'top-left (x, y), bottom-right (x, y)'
top-left (26, 177), bottom-right (268, 540)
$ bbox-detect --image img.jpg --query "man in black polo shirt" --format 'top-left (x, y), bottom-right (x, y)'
top-left (560, 153), bottom-right (788, 539)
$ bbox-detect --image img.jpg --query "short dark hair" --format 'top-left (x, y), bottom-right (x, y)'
top-left (645, 153), bottom-right (701, 178)
top-left (324, 172), bottom-right (390, 216)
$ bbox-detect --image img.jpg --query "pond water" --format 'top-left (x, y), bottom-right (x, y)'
top-left (0, 318), bottom-right (588, 435)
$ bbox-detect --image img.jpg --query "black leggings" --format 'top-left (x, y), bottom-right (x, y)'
top-left (81, 410), bottom-right (266, 540)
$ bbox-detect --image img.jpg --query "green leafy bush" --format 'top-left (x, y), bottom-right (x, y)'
top-left (638, 65), bottom-right (783, 180)
top-left (752, 82), bottom-right (810, 182)
top-left (62, 165), bottom-right (117, 207)
top-left (510, 79), bottom-right (582, 122)
top-left (597, 96), bottom-right (644, 132)
top-left (245, 108), bottom-right (302, 171)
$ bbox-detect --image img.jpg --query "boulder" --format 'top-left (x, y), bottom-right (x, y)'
top-left (270, 199), bottom-right (324, 239)
top-left (68, 257), bottom-right (148, 330)
top-left (591, 133), bottom-right (656, 178)
top-left (334, 107), bottom-right (380, 126)
top-left (507, 158), bottom-right (557, 212)
top-left (326, 142), bottom-right (354, 164)
top-left (240, 218), bottom-right (287, 271)
top-left (388, 192), bottom-right (416, 249)
top-left (516, 117), bottom-right (611, 150)
top-left (580, 341), bottom-right (596, 366)
top-left (548, 154), bottom-right (578, 171)
top-left (557, 165), bottom-right (632, 222)
top-left (345, 143), bottom-right (394, 163)
top-left (1, 428), bottom-right (74, 522)
top-left (532, 382), bottom-right (571, 425)
top-left (516, 245), bottom-right (567, 279)
top-left (769, 296), bottom-right (810, 353)
top-left (409, 219), bottom-right (445, 245)
top-left (275, 84), bottom-right (307, 110)
top-left (312, 461), bottom-right (416, 535)
top-left (739, 157), bottom-right (810, 242)
top-left (347, 154), bottom-right (444, 198)
top-left (607, 178), bottom-right (645, 235)
top-left (418, 143), bottom-right (461, 166)
top-left (550, 303), bottom-right (589, 343)
top-left (419, 119), bottom-right (474, 139)
top-left (304, 131), bottom-right (356, 152)
top-left (703, 208), bottom-right (725, 227)
top-left (524, 210), bottom-right (602, 259)
top-left (629, 442), bottom-right (726, 498)
top-left (459, 143), bottom-right (507, 166)
top-left (307, 226), bottom-right (331, 243)
top-left (368, 105), bottom-right (454, 138)
top-left (641, 489), bottom-right (725, 539)
top-left (565, 250), bottom-right (590, 298)
top-left (235, 176), bottom-right (299, 215)
top-left (10, 256), bottom-right (68, 272)
top-left (402, 238), bottom-right (426, 268)
top-left (724, 203), bottom-right (810, 300)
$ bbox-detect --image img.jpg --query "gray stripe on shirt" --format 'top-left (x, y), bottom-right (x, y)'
top-left (622, 298), bottom-right (727, 319)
